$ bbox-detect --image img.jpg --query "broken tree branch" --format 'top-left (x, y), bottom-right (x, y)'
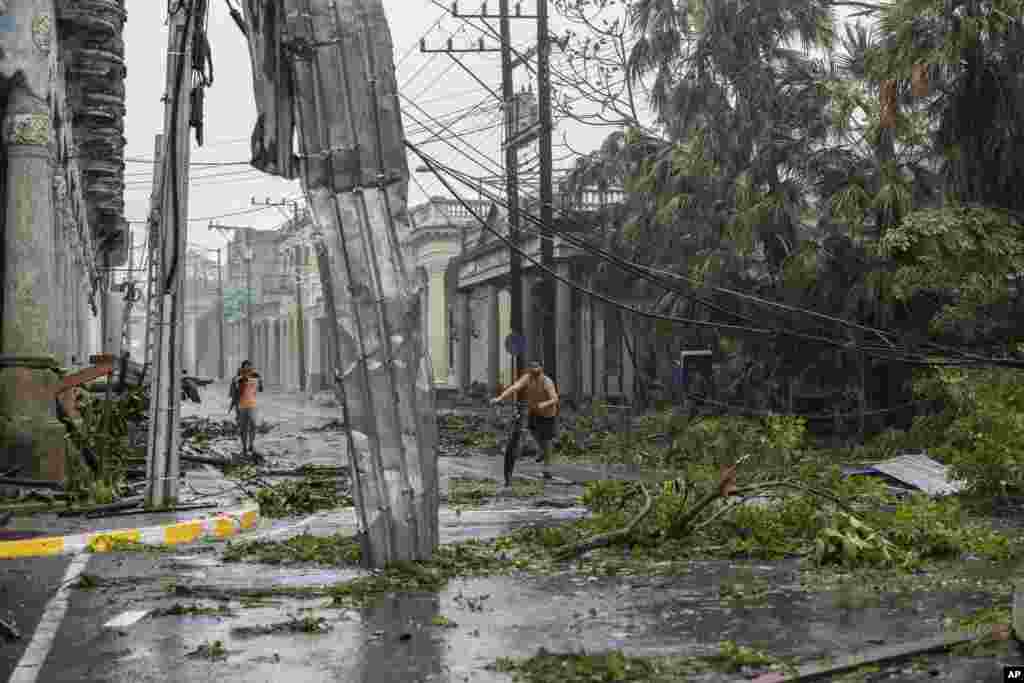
top-left (555, 482), bottom-right (652, 560)
top-left (0, 478), bottom-right (64, 490)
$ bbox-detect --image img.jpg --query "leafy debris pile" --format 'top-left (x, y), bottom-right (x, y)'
top-left (150, 602), bottom-right (234, 618)
top-left (446, 477), bottom-right (544, 505)
top-left (231, 615), bottom-right (333, 637)
top-left (252, 475), bottom-right (354, 518)
top-left (65, 386), bottom-right (149, 504)
top-left (182, 416), bottom-right (273, 440)
top-left (186, 640), bottom-right (227, 660)
top-left (304, 419), bottom-right (346, 432)
top-left (223, 533), bottom-right (362, 565)
top-left (492, 644), bottom-right (788, 683)
top-left (438, 413), bottom-right (500, 455)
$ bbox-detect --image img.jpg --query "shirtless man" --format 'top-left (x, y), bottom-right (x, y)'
top-left (228, 360), bottom-right (263, 459)
top-left (491, 361), bottom-right (560, 478)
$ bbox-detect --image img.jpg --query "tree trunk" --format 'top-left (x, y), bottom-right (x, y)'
top-left (236, 0), bottom-right (438, 567)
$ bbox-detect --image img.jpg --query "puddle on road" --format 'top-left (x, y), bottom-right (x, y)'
top-left (83, 555), bottom-right (1013, 683)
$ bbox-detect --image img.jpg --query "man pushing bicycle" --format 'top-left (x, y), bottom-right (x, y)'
top-left (490, 360), bottom-right (560, 480)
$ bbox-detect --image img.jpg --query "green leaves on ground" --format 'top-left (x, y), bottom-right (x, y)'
top-left (65, 386), bottom-right (148, 504)
top-left (223, 532), bottom-right (362, 565)
top-left (447, 478), bottom-right (544, 505)
top-left (254, 476), bottom-right (353, 517)
top-left (492, 643), bottom-right (788, 682)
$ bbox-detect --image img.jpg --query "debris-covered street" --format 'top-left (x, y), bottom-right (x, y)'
top-left (3, 0), bottom-right (1024, 680)
top-left (3, 387), bottom-right (1024, 682)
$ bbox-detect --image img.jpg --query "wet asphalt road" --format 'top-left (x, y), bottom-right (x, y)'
top-left (3, 388), bottom-right (1023, 681)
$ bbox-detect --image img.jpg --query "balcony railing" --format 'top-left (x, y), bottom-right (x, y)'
top-left (262, 274), bottom-right (295, 295)
top-left (557, 188), bottom-right (626, 212)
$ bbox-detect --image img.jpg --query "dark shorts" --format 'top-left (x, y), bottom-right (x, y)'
top-left (237, 407), bottom-right (256, 436)
top-left (528, 414), bottom-right (557, 445)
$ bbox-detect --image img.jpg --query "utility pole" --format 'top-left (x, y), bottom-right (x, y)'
top-left (537, 0), bottom-right (556, 385)
top-left (142, 135), bottom-right (164, 378)
top-left (422, 1), bottom-right (538, 384)
top-left (146, 1), bottom-right (197, 507)
top-left (216, 248), bottom-right (225, 379)
top-left (252, 197), bottom-right (306, 391)
top-left (500, 0), bottom-right (523, 381)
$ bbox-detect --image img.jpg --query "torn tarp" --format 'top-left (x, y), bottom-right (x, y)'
top-left (843, 452), bottom-right (964, 497)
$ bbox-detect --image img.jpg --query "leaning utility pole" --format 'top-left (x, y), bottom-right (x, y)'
top-left (537, 0), bottom-right (556, 385)
top-left (146, 1), bottom-right (197, 507)
top-left (233, 0), bottom-right (439, 568)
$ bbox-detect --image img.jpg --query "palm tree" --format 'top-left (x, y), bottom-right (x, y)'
top-left (872, 0), bottom-right (1024, 212)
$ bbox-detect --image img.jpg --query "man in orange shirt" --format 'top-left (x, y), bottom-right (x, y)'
top-left (229, 360), bottom-right (263, 459)
top-left (491, 360), bottom-right (559, 478)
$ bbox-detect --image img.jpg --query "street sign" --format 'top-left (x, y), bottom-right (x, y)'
top-left (505, 334), bottom-right (526, 356)
top-left (674, 349), bottom-right (711, 389)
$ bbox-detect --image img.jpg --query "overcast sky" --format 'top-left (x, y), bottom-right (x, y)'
top-left (123, 0), bottom-right (614, 262)
top-left (123, 2), bottom-right (859, 265)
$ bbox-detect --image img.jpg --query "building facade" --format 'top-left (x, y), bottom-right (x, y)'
top-left (198, 190), bottom-right (639, 404)
top-left (0, 0), bottom-right (129, 478)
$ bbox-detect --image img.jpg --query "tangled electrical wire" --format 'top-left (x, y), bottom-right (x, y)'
top-left (406, 140), bottom-right (1024, 371)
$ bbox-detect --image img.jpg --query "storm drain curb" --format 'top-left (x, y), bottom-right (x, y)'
top-left (0, 504), bottom-right (260, 559)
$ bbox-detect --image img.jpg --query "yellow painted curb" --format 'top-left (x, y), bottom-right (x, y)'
top-left (0, 504), bottom-right (260, 560)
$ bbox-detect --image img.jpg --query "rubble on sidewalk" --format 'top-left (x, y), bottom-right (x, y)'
top-left (182, 416), bottom-right (273, 440)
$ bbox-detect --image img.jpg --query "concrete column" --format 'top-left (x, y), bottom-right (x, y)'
top-left (280, 319), bottom-right (289, 389)
top-left (0, 82), bottom-right (66, 480)
top-left (555, 263), bottom-right (575, 399)
top-left (309, 316), bottom-right (322, 391)
top-left (427, 268), bottom-right (448, 385)
top-left (622, 314), bottom-right (635, 402)
top-left (454, 291), bottom-right (470, 392)
top-left (521, 273), bottom-right (535, 363)
top-left (578, 293), bottom-right (591, 397)
top-left (260, 322), bottom-right (268, 377)
top-left (484, 284), bottom-right (500, 392)
top-left (102, 290), bottom-right (122, 357)
top-left (78, 281), bottom-right (93, 362)
top-left (498, 287), bottom-right (511, 387)
top-left (594, 302), bottom-right (606, 398)
top-left (184, 313), bottom-right (198, 375)
top-left (293, 314), bottom-right (301, 390)
top-left (273, 320), bottom-right (281, 387)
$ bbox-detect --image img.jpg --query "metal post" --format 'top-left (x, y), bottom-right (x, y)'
top-left (500, 0), bottom-right (523, 381)
top-left (537, 0), bottom-right (555, 383)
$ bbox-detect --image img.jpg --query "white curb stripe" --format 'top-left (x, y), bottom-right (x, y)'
top-left (7, 554), bottom-right (91, 683)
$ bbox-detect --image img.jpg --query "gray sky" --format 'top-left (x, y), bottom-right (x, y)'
top-left (123, 1), bottom-right (614, 261)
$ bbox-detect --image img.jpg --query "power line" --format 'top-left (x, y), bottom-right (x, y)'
top-left (126, 204), bottom-right (282, 224)
top-left (408, 141), bottom-right (1014, 369)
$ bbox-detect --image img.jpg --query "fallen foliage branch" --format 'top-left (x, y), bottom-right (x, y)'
top-left (555, 482), bottom-right (652, 560)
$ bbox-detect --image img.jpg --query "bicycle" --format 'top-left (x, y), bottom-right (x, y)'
top-left (496, 399), bottom-right (532, 487)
